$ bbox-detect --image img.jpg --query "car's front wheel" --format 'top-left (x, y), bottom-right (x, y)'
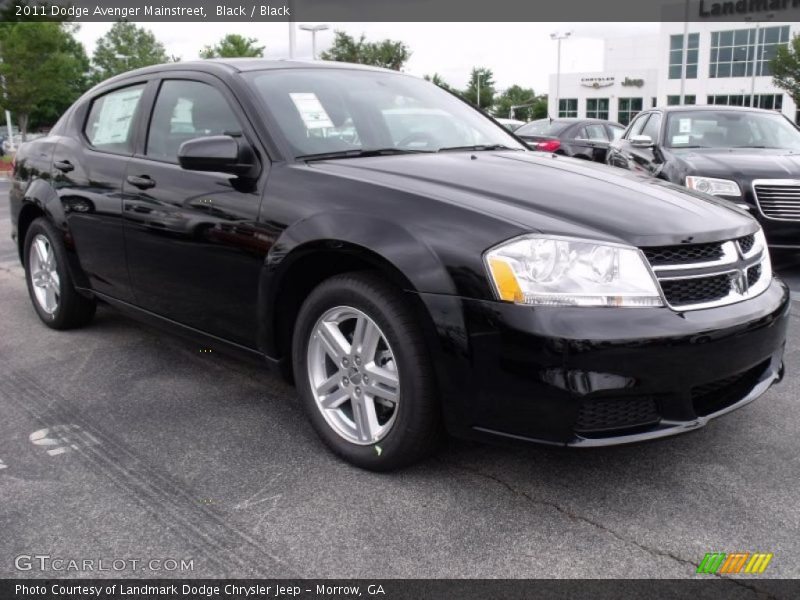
top-left (292, 272), bottom-right (440, 470)
top-left (24, 217), bottom-right (96, 329)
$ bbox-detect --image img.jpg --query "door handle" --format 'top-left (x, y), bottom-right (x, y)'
top-left (54, 160), bottom-right (74, 173)
top-left (127, 175), bottom-right (156, 190)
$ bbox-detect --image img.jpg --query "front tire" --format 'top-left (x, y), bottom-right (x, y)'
top-left (292, 272), bottom-right (441, 471)
top-left (24, 218), bottom-right (96, 329)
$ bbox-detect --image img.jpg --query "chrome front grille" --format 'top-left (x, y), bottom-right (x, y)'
top-left (643, 233), bottom-right (769, 311)
top-left (753, 179), bottom-right (800, 221)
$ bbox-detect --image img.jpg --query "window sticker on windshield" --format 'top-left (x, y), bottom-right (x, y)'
top-left (290, 93), bottom-right (334, 129)
top-left (678, 118), bottom-right (692, 133)
top-left (672, 134), bottom-right (690, 145)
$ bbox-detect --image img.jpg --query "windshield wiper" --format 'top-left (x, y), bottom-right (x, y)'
top-left (297, 148), bottom-right (433, 161)
top-left (437, 144), bottom-right (523, 153)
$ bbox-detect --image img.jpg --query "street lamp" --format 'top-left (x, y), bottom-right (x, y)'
top-left (299, 24), bottom-right (329, 60)
top-left (550, 31), bottom-right (572, 118)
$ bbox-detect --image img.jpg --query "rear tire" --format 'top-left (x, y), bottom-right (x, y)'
top-left (292, 272), bottom-right (441, 471)
top-left (24, 218), bottom-right (96, 329)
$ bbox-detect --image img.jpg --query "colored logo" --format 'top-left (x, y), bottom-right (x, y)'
top-left (697, 552), bottom-right (773, 574)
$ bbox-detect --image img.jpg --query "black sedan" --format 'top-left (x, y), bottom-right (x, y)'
top-left (516, 118), bottom-right (625, 162)
top-left (606, 105), bottom-right (800, 249)
top-left (9, 60), bottom-right (788, 470)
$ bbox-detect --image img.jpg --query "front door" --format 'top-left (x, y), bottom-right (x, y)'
top-left (122, 76), bottom-right (270, 347)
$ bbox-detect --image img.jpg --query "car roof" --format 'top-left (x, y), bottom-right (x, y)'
top-left (527, 118), bottom-right (624, 127)
top-left (655, 105), bottom-right (780, 115)
top-left (96, 58), bottom-right (398, 88)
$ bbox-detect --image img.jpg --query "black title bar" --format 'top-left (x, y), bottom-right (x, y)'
top-left (3, 0), bottom-right (800, 22)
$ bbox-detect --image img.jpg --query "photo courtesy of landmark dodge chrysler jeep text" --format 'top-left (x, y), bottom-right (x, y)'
top-left (9, 60), bottom-right (789, 470)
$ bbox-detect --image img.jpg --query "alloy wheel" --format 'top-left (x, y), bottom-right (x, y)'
top-left (29, 234), bottom-right (60, 315)
top-left (307, 306), bottom-right (400, 445)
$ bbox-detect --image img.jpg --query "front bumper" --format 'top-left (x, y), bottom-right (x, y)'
top-left (420, 277), bottom-right (790, 446)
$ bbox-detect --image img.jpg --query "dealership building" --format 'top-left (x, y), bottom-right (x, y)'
top-left (548, 21), bottom-right (797, 126)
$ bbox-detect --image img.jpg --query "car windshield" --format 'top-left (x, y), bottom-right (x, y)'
top-left (245, 68), bottom-right (525, 158)
top-left (665, 110), bottom-right (800, 150)
top-left (515, 119), bottom-right (571, 137)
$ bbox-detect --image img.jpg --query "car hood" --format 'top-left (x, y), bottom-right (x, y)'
top-left (307, 151), bottom-right (756, 247)
top-left (674, 147), bottom-right (800, 180)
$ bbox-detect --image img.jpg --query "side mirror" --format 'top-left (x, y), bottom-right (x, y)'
top-left (630, 134), bottom-right (654, 148)
top-left (178, 135), bottom-right (257, 177)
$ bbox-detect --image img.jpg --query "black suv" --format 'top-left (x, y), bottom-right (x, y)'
top-left (10, 61), bottom-right (789, 470)
top-left (607, 105), bottom-right (800, 249)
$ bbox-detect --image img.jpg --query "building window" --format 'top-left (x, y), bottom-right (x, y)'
top-left (667, 95), bottom-right (696, 105)
top-left (559, 98), bottom-right (578, 118)
top-left (707, 94), bottom-right (783, 110)
top-left (710, 26), bottom-right (790, 78)
top-left (586, 98), bottom-right (609, 119)
top-left (669, 33), bottom-right (699, 79)
top-left (652, 97), bottom-right (657, 107)
top-left (617, 97), bottom-right (643, 126)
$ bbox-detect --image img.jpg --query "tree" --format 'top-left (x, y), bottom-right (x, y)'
top-left (200, 34), bottom-right (264, 59)
top-left (423, 73), bottom-right (455, 93)
top-left (319, 31), bottom-right (410, 71)
top-left (491, 85), bottom-right (548, 121)
top-left (92, 22), bottom-right (171, 83)
top-left (462, 67), bottom-right (495, 111)
top-left (0, 22), bottom-right (90, 137)
top-left (771, 34), bottom-right (800, 109)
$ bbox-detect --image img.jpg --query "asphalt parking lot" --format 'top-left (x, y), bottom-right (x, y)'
top-left (1, 180), bottom-right (799, 583)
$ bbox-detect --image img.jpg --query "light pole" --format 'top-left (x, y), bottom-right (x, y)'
top-left (550, 31), bottom-right (572, 118)
top-left (299, 24), bottom-right (329, 60)
top-left (476, 72), bottom-right (482, 109)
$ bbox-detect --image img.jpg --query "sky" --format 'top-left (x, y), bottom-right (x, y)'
top-left (74, 22), bottom-right (660, 93)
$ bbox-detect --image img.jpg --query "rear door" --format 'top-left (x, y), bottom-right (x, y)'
top-left (571, 123), bottom-right (611, 162)
top-left (122, 73), bottom-right (270, 347)
top-left (51, 81), bottom-right (151, 301)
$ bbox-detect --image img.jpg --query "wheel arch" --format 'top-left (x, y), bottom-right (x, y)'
top-left (258, 213), bottom-right (454, 380)
top-left (16, 180), bottom-right (90, 290)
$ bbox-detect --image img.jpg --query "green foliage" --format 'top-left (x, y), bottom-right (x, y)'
top-left (771, 34), bottom-right (800, 107)
top-left (462, 67), bottom-right (495, 110)
top-left (423, 73), bottom-right (455, 93)
top-left (319, 31), bottom-right (410, 71)
top-left (0, 22), bottom-right (90, 135)
top-left (199, 34), bottom-right (265, 59)
top-left (492, 85), bottom-right (548, 121)
top-left (92, 22), bottom-right (171, 83)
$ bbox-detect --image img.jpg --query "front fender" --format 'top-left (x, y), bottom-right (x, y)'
top-left (267, 210), bottom-right (457, 295)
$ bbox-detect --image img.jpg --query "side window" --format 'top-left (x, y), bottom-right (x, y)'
top-left (609, 125), bottom-right (625, 140)
top-left (627, 114), bottom-right (650, 138)
top-left (641, 112), bottom-right (662, 142)
top-left (573, 126), bottom-right (589, 140)
top-left (585, 124), bottom-right (609, 141)
top-left (146, 80), bottom-right (242, 163)
top-left (84, 84), bottom-right (146, 153)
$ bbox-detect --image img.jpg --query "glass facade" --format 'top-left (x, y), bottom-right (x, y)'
top-left (710, 26), bottom-right (790, 78)
top-left (586, 98), bottom-right (609, 119)
top-left (617, 97), bottom-right (643, 126)
top-left (559, 98), bottom-right (578, 118)
top-left (669, 33), bottom-right (699, 79)
top-left (667, 95), bottom-right (696, 105)
top-left (707, 94), bottom-right (783, 110)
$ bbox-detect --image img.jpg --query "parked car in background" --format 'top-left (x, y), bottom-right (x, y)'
top-left (495, 117), bottom-right (526, 132)
top-left (516, 118), bottom-right (625, 162)
top-left (606, 106), bottom-right (800, 250)
top-left (10, 61), bottom-right (789, 470)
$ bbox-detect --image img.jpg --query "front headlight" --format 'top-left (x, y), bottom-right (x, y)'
top-left (484, 235), bottom-right (664, 307)
top-left (685, 176), bottom-right (741, 197)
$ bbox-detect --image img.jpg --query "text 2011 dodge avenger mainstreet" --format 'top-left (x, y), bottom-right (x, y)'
top-left (10, 60), bottom-right (789, 470)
